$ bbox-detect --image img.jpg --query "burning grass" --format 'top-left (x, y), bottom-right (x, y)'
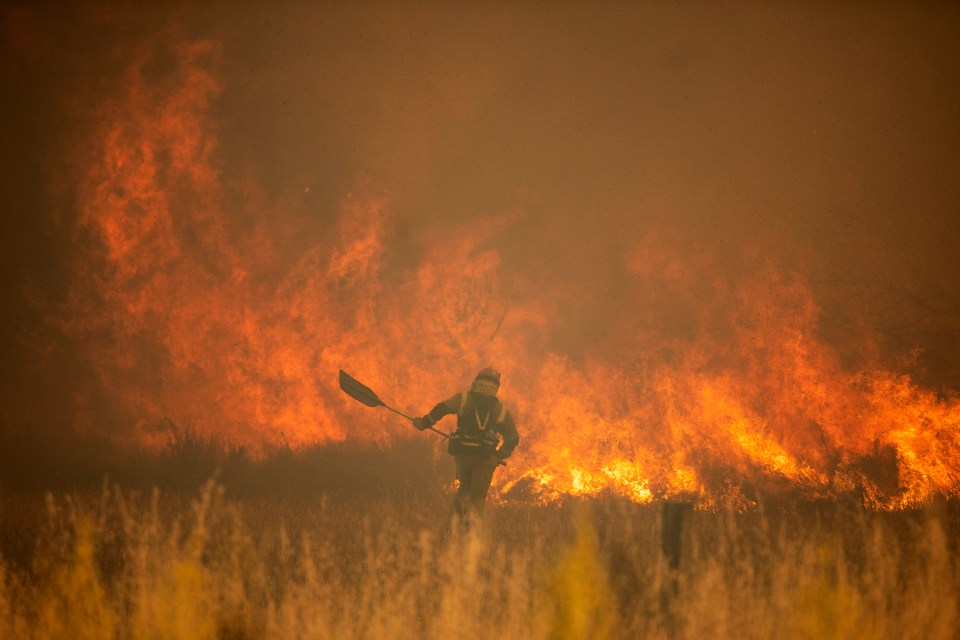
top-left (0, 477), bottom-right (958, 639)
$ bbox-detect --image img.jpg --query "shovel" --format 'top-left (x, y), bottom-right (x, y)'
top-left (338, 370), bottom-right (450, 439)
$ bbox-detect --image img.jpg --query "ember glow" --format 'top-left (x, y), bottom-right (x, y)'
top-left (4, 4), bottom-right (960, 509)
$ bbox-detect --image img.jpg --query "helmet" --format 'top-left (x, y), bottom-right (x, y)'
top-left (474, 367), bottom-right (501, 386)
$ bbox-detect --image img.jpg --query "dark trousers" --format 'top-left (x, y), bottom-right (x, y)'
top-left (453, 454), bottom-right (498, 520)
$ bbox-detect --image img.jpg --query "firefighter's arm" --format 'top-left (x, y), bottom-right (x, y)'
top-left (495, 412), bottom-right (519, 459)
top-left (413, 393), bottom-right (460, 431)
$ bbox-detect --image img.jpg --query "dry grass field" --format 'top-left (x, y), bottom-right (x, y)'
top-left (1, 448), bottom-right (958, 640)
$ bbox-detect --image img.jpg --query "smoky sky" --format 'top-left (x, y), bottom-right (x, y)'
top-left (2, 1), bottom-right (960, 439)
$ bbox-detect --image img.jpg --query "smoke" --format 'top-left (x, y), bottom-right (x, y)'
top-left (2, 2), bottom-right (960, 503)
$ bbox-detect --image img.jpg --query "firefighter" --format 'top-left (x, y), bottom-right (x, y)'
top-left (413, 367), bottom-right (519, 521)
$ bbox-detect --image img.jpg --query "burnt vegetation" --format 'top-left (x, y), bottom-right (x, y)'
top-left (0, 419), bottom-right (954, 509)
top-left (0, 420), bottom-right (450, 500)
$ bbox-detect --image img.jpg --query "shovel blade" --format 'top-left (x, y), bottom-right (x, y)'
top-left (339, 370), bottom-right (385, 408)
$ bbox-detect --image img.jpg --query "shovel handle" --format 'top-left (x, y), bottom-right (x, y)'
top-left (427, 426), bottom-right (451, 439)
top-left (383, 404), bottom-right (452, 439)
top-left (382, 404), bottom-right (415, 421)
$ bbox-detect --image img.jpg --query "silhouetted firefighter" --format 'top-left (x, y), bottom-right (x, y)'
top-left (413, 368), bottom-right (519, 521)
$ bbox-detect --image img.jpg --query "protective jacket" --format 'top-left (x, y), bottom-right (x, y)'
top-left (425, 391), bottom-right (519, 459)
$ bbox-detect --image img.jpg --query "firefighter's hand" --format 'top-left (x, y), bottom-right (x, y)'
top-left (412, 417), bottom-right (429, 431)
top-left (495, 449), bottom-right (509, 466)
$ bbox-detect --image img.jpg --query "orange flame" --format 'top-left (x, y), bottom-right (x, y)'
top-left (55, 34), bottom-right (960, 509)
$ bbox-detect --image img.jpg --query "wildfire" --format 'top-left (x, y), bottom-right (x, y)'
top-left (52, 33), bottom-right (960, 510)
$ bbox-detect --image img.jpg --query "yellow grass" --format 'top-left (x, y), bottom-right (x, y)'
top-left (0, 480), bottom-right (957, 639)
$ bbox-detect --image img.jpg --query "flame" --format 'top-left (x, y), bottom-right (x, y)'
top-left (51, 33), bottom-right (960, 509)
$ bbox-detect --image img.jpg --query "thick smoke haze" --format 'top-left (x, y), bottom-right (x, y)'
top-left (2, 2), bottom-right (959, 503)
